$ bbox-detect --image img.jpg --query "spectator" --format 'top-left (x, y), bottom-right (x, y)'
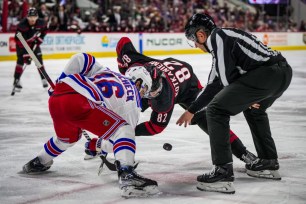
top-left (48, 16), bottom-right (59, 31)
top-left (1, 0), bottom-right (301, 33)
top-left (106, 9), bottom-right (117, 31)
top-left (84, 17), bottom-right (100, 32)
top-left (57, 5), bottom-right (68, 31)
top-left (299, 20), bottom-right (306, 31)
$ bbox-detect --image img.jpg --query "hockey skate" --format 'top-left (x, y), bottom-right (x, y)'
top-left (197, 163), bottom-right (235, 194)
top-left (246, 159), bottom-right (281, 180)
top-left (13, 79), bottom-right (23, 92)
top-left (23, 157), bottom-right (53, 174)
top-left (42, 79), bottom-right (48, 88)
top-left (116, 161), bottom-right (159, 198)
top-left (241, 150), bottom-right (258, 164)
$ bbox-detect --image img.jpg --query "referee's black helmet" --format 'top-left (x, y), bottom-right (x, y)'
top-left (184, 13), bottom-right (216, 42)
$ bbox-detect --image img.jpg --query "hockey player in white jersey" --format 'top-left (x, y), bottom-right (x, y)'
top-left (22, 53), bottom-right (159, 198)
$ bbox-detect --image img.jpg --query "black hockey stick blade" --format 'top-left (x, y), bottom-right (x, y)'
top-left (100, 155), bottom-right (117, 171)
top-left (97, 159), bottom-right (105, 176)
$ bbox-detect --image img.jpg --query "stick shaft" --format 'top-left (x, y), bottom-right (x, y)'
top-left (16, 32), bottom-right (55, 89)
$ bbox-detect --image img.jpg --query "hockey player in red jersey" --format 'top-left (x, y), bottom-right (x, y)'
top-left (13, 7), bottom-right (48, 92)
top-left (115, 37), bottom-right (257, 164)
top-left (22, 53), bottom-right (159, 198)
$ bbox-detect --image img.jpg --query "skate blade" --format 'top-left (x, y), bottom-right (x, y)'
top-left (14, 88), bottom-right (22, 93)
top-left (84, 154), bottom-right (98, 160)
top-left (97, 161), bottom-right (104, 176)
top-left (246, 169), bottom-right (281, 180)
top-left (197, 181), bottom-right (235, 194)
top-left (121, 185), bottom-right (160, 198)
top-left (21, 166), bottom-right (52, 175)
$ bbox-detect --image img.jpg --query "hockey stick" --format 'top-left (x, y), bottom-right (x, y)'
top-left (16, 32), bottom-right (55, 89)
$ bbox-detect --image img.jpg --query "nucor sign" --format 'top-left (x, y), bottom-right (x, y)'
top-left (146, 38), bottom-right (183, 47)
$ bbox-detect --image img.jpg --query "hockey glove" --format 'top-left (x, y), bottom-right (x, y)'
top-left (23, 54), bottom-right (31, 65)
top-left (35, 37), bottom-right (44, 46)
top-left (85, 137), bottom-right (103, 156)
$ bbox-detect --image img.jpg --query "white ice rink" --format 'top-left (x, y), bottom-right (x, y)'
top-left (0, 51), bottom-right (306, 204)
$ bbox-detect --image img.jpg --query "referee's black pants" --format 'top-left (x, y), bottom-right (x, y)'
top-left (206, 61), bottom-right (292, 165)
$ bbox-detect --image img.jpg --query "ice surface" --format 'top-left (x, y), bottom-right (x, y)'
top-left (0, 51), bottom-right (306, 204)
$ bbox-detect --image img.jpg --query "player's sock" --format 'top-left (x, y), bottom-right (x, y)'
top-left (113, 137), bottom-right (135, 166)
top-left (112, 125), bottom-right (136, 166)
top-left (37, 136), bottom-right (72, 165)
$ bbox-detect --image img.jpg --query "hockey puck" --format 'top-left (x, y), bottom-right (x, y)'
top-left (163, 143), bottom-right (172, 151)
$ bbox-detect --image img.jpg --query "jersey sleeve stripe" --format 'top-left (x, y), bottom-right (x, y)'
top-left (215, 34), bottom-right (229, 86)
top-left (85, 54), bottom-right (93, 74)
top-left (74, 74), bottom-right (100, 100)
top-left (69, 74), bottom-right (102, 101)
top-left (90, 55), bottom-right (95, 70)
top-left (144, 121), bottom-right (157, 134)
top-left (237, 43), bottom-right (270, 62)
top-left (223, 29), bottom-right (278, 57)
top-left (81, 53), bottom-right (88, 74)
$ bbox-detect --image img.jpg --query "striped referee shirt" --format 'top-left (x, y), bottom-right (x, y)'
top-left (188, 28), bottom-right (285, 114)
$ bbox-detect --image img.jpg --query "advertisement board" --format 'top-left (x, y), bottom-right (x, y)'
top-left (0, 32), bottom-right (305, 61)
top-left (0, 33), bottom-right (139, 59)
top-left (142, 33), bottom-right (188, 50)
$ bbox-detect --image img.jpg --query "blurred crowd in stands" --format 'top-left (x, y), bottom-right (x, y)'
top-left (1, 0), bottom-right (306, 33)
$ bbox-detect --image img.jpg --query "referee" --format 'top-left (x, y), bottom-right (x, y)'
top-left (176, 13), bottom-right (292, 194)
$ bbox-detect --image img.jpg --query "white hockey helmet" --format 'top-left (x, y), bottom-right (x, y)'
top-left (125, 66), bottom-right (152, 94)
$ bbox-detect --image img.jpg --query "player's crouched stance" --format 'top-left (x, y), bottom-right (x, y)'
top-left (22, 53), bottom-right (159, 198)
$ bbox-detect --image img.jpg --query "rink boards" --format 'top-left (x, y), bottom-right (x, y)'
top-left (0, 32), bottom-right (306, 61)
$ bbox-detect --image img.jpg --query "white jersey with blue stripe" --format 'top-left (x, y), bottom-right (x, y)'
top-left (56, 53), bottom-right (142, 128)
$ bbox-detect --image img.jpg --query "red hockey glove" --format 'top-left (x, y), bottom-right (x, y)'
top-left (36, 37), bottom-right (43, 46)
top-left (85, 138), bottom-right (103, 156)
